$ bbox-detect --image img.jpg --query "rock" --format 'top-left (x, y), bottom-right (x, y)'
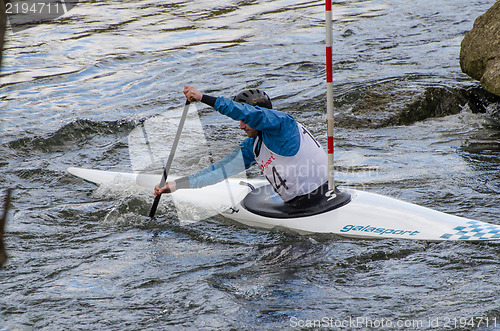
top-left (336, 83), bottom-right (469, 128)
top-left (486, 103), bottom-right (500, 125)
top-left (398, 87), bottom-right (469, 125)
top-left (460, 2), bottom-right (500, 97)
top-left (459, 86), bottom-right (500, 114)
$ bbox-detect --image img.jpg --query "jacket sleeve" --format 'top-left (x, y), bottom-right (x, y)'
top-left (179, 138), bottom-right (256, 189)
top-left (212, 96), bottom-right (300, 156)
top-left (213, 96), bottom-right (292, 133)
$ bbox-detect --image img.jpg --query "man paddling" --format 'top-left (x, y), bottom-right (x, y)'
top-left (155, 85), bottom-right (329, 206)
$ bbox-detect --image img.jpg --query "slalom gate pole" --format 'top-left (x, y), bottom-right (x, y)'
top-left (325, 0), bottom-right (335, 192)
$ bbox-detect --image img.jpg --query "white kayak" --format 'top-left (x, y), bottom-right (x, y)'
top-left (68, 167), bottom-right (500, 242)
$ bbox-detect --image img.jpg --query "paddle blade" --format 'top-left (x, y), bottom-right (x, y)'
top-left (149, 194), bottom-right (161, 218)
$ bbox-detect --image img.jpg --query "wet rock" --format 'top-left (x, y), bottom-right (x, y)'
top-left (460, 86), bottom-right (500, 125)
top-left (486, 104), bottom-right (500, 125)
top-left (460, 2), bottom-right (500, 97)
top-left (398, 87), bottom-right (470, 125)
top-left (336, 83), bottom-right (469, 128)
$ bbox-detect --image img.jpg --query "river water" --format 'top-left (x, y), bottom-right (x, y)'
top-left (1, 0), bottom-right (500, 329)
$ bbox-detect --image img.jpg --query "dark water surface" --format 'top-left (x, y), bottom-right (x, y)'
top-left (1, 0), bottom-right (500, 329)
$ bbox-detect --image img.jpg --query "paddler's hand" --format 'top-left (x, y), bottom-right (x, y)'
top-left (183, 85), bottom-right (203, 103)
top-left (154, 181), bottom-right (177, 196)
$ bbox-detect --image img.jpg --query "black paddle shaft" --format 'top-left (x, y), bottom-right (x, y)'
top-left (149, 100), bottom-right (190, 218)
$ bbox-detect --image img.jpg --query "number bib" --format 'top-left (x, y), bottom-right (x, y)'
top-left (254, 123), bottom-right (328, 202)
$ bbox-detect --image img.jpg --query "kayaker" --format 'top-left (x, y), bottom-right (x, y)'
top-left (154, 85), bottom-right (329, 206)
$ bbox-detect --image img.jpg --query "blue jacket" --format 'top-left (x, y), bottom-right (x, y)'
top-left (184, 96), bottom-right (300, 188)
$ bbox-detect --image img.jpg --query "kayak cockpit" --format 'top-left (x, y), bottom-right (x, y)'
top-left (241, 184), bottom-right (351, 219)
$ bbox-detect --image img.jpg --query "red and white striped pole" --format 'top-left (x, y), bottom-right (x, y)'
top-left (325, 0), bottom-right (335, 192)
